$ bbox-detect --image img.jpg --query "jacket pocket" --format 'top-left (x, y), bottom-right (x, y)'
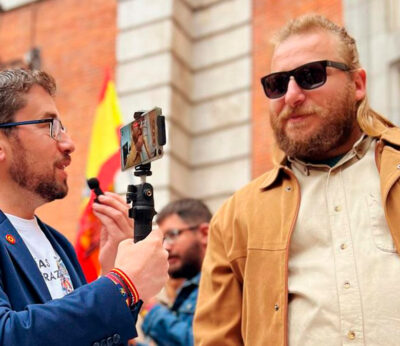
top-left (366, 193), bottom-right (397, 253)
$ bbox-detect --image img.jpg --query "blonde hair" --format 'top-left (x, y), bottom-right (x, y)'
top-left (272, 14), bottom-right (394, 136)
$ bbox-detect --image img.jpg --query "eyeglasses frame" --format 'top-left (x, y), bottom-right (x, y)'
top-left (260, 60), bottom-right (351, 99)
top-left (0, 118), bottom-right (66, 141)
top-left (163, 224), bottom-right (201, 244)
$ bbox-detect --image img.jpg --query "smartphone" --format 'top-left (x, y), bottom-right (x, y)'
top-left (120, 107), bottom-right (166, 171)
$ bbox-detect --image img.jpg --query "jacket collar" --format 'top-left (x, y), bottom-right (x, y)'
top-left (378, 126), bottom-right (400, 146)
top-left (182, 272), bottom-right (201, 289)
top-left (259, 144), bottom-right (288, 190)
top-left (259, 126), bottom-right (400, 190)
top-left (0, 211), bottom-right (51, 302)
top-left (0, 210), bottom-right (83, 301)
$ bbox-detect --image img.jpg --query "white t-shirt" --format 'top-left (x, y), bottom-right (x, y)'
top-left (5, 213), bottom-right (74, 299)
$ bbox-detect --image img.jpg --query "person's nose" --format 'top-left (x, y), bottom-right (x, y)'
top-left (284, 76), bottom-right (306, 108)
top-left (163, 239), bottom-right (173, 251)
top-left (57, 132), bottom-right (75, 154)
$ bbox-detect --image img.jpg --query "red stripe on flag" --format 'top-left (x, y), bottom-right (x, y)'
top-left (98, 68), bottom-right (111, 103)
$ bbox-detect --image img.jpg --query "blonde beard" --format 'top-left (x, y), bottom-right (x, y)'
top-left (270, 84), bottom-right (357, 160)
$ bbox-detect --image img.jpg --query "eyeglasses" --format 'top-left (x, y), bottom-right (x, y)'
top-left (163, 224), bottom-right (200, 245)
top-left (260, 60), bottom-right (350, 99)
top-left (0, 118), bottom-right (66, 141)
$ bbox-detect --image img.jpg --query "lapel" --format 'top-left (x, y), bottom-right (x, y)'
top-left (36, 218), bottom-right (83, 288)
top-left (0, 211), bottom-right (51, 302)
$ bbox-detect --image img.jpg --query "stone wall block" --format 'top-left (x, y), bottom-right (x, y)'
top-left (192, 0), bottom-right (251, 38)
top-left (193, 24), bottom-right (251, 69)
top-left (191, 90), bottom-right (250, 133)
top-left (118, 0), bottom-right (173, 29)
top-left (117, 20), bottom-right (173, 62)
top-left (118, 53), bottom-right (172, 93)
top-left (191, 124), bottom-right (250, 165)
top-left (192, 56), bottom-right (251, 101)
top-left (191, 158), bottom-right (251, 197)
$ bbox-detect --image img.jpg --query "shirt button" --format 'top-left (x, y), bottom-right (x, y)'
top-left (340, 243), bottom-right (347, 250)
top-left (344, 281), bottom-right (351, 289)
top-left (334, 205), bottom-right (342, 212)
top-left (347, 330), bottom-right (356, 340)
top-left (274, 304), bottom-right (279, 311)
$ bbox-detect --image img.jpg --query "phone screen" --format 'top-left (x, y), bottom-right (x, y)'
top-left (120, 107), bottom-right (165, 171)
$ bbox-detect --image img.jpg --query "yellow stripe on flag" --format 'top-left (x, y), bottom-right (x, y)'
top-left (75, 71), bottom-right (123, 282)
top-left (86, 80), bottom-right (122, 178)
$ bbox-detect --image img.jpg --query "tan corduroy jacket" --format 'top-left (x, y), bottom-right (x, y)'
top-left (193, 127), bottom-right (400, 346)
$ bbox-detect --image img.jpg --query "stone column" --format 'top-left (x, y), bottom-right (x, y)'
top-left (116, 0), bottom-right (252, 212)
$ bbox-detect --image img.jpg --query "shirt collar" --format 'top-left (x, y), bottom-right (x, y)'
top-left (288, 134), bottom-right (372, 176)
top-left (182, 272), bottom-right (201, 288)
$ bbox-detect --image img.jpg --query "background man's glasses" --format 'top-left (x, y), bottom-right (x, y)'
top-left (260, 60), bottom-right (350, 99)
top-left (163, 224), bottom-right (200, 245)
top-left (0, 118), bottom-right (66, 141)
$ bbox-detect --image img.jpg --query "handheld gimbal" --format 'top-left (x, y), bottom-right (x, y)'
top-left (125, 110), bottom-right (160, 243)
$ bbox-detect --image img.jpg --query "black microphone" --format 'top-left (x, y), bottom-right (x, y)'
top-left (87, 177), bottom-right (104, 203)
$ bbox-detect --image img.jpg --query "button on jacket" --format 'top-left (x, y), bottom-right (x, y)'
top-left (193, 127), bottom-right (400, 346)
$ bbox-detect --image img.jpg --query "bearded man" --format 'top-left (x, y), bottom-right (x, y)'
top-left (0, 68), bottom-right (168, 345)
top-left (194, 14), bottom-right (400, 346)
top-left (140, 199), bottom-right (211, 346)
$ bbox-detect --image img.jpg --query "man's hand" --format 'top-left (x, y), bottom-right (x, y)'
top-left (115, 228), bottom-right (169, 302)
top-left (92, 192), bottom-right (133, 274)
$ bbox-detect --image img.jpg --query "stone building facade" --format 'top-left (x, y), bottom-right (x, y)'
top-left (116, 0), bottom-right (252, 212)
top-left (0, 0), bottom-right (397, 240)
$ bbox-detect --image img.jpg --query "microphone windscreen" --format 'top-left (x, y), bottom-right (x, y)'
top-left (87, 177), bottom-right (100, 190)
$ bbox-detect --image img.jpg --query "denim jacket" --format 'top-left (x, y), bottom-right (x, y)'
top-left (141, 273), bottom-right (200, 346)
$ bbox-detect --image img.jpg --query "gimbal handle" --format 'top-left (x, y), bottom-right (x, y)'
top-left (127, 163), bottom-right (156, 243)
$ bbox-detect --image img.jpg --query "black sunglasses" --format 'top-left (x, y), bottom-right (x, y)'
top-left (260, 60), bottom-right (350, 99)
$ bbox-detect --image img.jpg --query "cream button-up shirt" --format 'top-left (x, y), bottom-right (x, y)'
top-left (288, 136), bottom-right (400, 345)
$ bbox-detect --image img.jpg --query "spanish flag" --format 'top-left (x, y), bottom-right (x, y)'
top-left (75, 70), bottom-right (122, 282)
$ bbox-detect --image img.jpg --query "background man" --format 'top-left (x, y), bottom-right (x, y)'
top-left (140, 198), bottom-right (211, 346)
top-left (194, 14), bottom-right (400, 345)
top-left (0, 68), bottom-right (168, 345)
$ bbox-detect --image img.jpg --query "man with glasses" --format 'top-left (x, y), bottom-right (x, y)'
top-left (194, 14), bottom-right (400, 345)
top-left (0, 68), bottom-right (168, 345)
top-left (140, 198), bottom-right (211, 346)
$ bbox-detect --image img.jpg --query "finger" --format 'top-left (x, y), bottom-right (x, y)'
top-left (92, 208), bottom-right (116, 227)
top-left (100, 192), bottom-right (129, 210)
top-left (93, 203), bottom-right (133, 233)
top-left (93, 199), bottom-right (129, 219)
top-left (145, 227), bottom-right (163, 242)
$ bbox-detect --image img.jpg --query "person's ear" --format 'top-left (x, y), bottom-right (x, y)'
top-left (0, 134), bottom-right (8, 162)
top-left (198, 222), bottom-right (209, 246)
top-left (353, 68), bottom-right (366, 102)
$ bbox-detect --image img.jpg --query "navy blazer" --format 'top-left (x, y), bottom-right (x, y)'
top-left (0, 211), bottom-right (140, 346)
